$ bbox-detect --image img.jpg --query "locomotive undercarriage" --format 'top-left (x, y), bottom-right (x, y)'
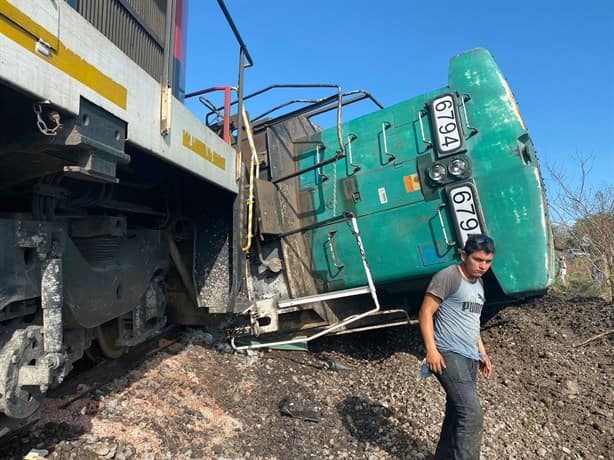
top-left (0, 87), bottom-right (234, 421)
top-left (0, 215), bottom-right (169, 419)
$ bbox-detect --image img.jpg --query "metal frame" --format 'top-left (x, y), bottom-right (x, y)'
top-left (232, 213), bottom-right (392, 351)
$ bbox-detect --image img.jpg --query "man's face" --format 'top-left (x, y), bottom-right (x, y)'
top-left (461, 250), bottom-right (494, 279)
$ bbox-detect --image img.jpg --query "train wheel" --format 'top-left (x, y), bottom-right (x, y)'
top-left (0, 326), bottom-right (45, 419)
top-left (93, 320), bottom-right (126, 360)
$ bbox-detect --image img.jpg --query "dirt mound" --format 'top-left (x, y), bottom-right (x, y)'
top-left (2, 294), bottom-right (612, 459)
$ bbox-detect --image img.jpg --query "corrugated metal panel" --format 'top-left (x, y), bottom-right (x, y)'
top-left (77, 0), bottom-right (166, 81)
top-left (123, 0), bottom-right (166, 42)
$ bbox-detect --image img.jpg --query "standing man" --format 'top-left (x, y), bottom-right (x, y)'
top-left (558, 256), bottom-right (567, 286)
top-left (419, 234), bottom-right (495, 460)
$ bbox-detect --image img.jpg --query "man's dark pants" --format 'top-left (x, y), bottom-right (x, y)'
top-left (434, 350), bottom-right (483, 460)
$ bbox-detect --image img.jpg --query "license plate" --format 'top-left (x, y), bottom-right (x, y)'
top-left (429, 93), bottom-right (464, 156)
top-left (449, 185), bottom-right (484, 246)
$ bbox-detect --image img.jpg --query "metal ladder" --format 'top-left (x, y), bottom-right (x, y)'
top-left (231, 213), bottom-right (412, 351)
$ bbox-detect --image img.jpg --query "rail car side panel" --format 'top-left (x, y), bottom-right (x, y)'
top-left (296, 49), bottom-right (553, 296)
top-left (0, 0), bottom-right (237, 192)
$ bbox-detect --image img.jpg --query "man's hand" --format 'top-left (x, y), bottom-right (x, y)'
top-left (426, 349), bottom-right (447, 374)
top-left (479, 355), bottom-right (493, 378)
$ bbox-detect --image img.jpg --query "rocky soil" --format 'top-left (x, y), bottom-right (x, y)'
top-left (2, 294), bottom-right (612, 459)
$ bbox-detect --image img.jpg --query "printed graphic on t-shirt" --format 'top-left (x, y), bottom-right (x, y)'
top-left (462, 301), bottom-right (483, 314)
top-left (462, 292), bottom-right (485, 314)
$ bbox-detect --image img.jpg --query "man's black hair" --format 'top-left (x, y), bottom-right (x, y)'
top-left (463, 234), bottom-right (495, 255)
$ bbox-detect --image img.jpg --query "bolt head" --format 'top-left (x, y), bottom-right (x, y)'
top-left (45, 354), bottom-right (62, 369)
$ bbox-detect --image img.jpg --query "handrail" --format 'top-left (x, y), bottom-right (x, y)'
top-left (381, 122), bottom-right (395, 162)
top-left (437, 203), bottom-right (456, 247)
top-left (206, 92), bottom-right (337, 130)
top-left (205, 83), bottom-right (346, 158)
top-left (216, 0), bottom-right (253, 68)
top-left (250, 98), bottom-right (321, 123)
top-left (216, 0), bottom-right (253, 151)
top-left (271, 152), bottom-right (346, 184)
top-left (241, 107), bottom-right (259, 252)
top-left (304, 91), bottom-right (382, 121)
top-left (205, 88), bottom-right (383, 130)
top-left (347, 134), bottom-right (360, 172)
top-left (185, 86), bottom-right (235, 144)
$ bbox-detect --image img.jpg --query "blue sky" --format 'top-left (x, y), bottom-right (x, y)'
top-left (185, 1), bottom-right (613, 197)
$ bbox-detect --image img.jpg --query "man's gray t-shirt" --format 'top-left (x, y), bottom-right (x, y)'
top-left (426, 265), bottom-right (485, 360)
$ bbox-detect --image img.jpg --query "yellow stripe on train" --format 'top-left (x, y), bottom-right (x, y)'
top-left (182, 130), bottom-right (227, 171)
top-left (0, 1), bottom-right (127, 110)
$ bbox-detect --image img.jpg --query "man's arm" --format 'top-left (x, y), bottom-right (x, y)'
top-left (477, 336), bottom-right (493, 378)
top-left (419, 293), bottom-right (446, 374)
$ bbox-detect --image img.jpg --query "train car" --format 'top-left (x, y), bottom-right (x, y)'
top-left (231, 48), bottom-right (555, 349)
top-left (0, 0), bottom-right (240, 424)
top-left (0, 0), bottom-right (553, 426)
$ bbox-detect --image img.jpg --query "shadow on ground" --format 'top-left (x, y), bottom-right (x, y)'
top-left (339, 395), bottom-right (433, 459)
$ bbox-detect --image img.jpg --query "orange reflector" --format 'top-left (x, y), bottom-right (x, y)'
top-left (404, 174), bottom-right (421, 192)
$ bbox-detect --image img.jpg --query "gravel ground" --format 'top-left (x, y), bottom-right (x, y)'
top-left (2, 294), bottom-right (612, 459)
